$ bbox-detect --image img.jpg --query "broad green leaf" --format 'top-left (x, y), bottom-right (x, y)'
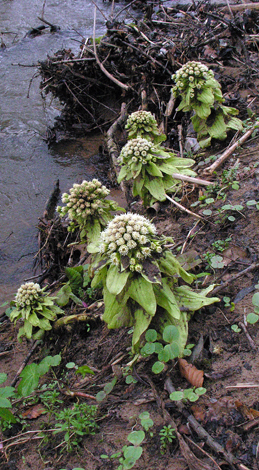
top-left (0, 386), bottom-right (15, 400)
top-left (0, 373), bottom-right (7, 385)
top-left (117, 165), bottom-right (128, 183)
top-left (102, 287), bottom-right (131, 328)
top-left (164, 342), bottom-right (180, 359)
top-left (38, 354), bottom-right (61, 376)
top-left (0, 397), bottom-right (12, 408)
top-left (163, 325), bottom-right (180, 343)
top-left (207, 113), bottom-right (226, 139)
top-left (127, 430), bottom-right (145, 446)
top-left (159, 251), bottom-right (193, 284)
top-left (252, 292), bottom-right (259, 307)
top-left (123, 446), bottom-right (143, 466)
top-left (132, 308), bottom-right (153, 352)
top-left (128, 277), bottom-right (157, 316)
top-left (146, 162), bottom-right (163, 177)
top-left (246, 312), bottom-right (259, 324)
top-left (174, 285), bottom-right (219, 311)
top-left (145, 329), bottom-right (157, 342)
top-left (28, 312), bottom-right (40, 327)
top-left (144, 177), bottom-right (166, 202)
top-left (142, 342), bottom-right (156, 355)
top-left (154, 282), bottom-right (181, 320)
top-left (0, 408), bottom-right (16, 423)
top-left (17, 363), bottom-right (40, 397)
top-left (106, 265), bottom-right (130, 295)
top-left (170, 391), bottom-right (184, 401)
top-left (65, 266), bottom-right (83, 293)
top-left (227, 117), bottom-right (243, 131)
top-left (192, 102), bottom-right (212, 119)
top-left (158, 348), bottom-right (170, 363)
top-left (152, 361), bottom-right (165, 374)
top-left (199, 136), bottom-right (211, 148)
top-left (197, 88), bottom-right (214, 106)
top-left (132, 177), bottom-right (144, 197)
top-left (23, 319), bottom-right (33, 339)
top-left (55, 283), bottom-right (72, 307)
top-left (91, 265), bottom-right (107, 288)
top-left (87, 219), bottom-right (101, 244)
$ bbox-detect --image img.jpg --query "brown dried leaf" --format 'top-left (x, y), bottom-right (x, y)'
top-left (235, 400), bottom-right (259, 420)
top-left (22, 404), bottom-right (46, 419)
top-left (203, 45), bottom-right (218, 59)
top-left (178, 358), bottom-right (204, 388)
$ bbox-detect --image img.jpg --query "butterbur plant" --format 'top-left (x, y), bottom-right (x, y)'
top-left (125, 110), bottom-right (165, 143)
top-left (172, 61), bottom-right (243, 147)
top-left (10, 282), bottom-right (64, 341)
top-left (117, 137), bottom-right (196, 206)
top-left (91, 213), bottom-right (219, 353)
top-left (57, 179), bottom-right (124, 247)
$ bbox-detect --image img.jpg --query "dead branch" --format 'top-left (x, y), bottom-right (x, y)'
top-left (165, 194), bottom-right (202, 219)
top-left (210, 262), bottom-right (259, 295)
top-left (221, 3), bottom-right (259, 12)
top-left (93, 7), bottom-right (130, 91)
top-left (203, 123), bottom-right (259, 174)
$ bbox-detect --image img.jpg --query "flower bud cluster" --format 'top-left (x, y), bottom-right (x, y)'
top-left (125, 111), bottom-right (159, 136)
top-left (99, 213), bottom-right (162, 272)
top-left (15, 282), bottom-right (42, 308)
top-left (172, 61), bottom-right (213, 96)
top-left (118, 138), bottom-right (156, 166)
top-left (57, 179), bottom-right (110, 230)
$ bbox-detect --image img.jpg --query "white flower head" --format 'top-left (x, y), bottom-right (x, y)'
top-left (15, 282), bottom-right (42, 307)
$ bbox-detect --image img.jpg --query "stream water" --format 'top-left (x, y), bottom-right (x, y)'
top-left (0, 0), bottom-right (135, 308)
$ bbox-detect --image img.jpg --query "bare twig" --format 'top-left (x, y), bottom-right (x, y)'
top-left (171, 173), bottom-right (213, 186)
top-left (10, 340), bottom-right (41, 387)
top-left (239, 321), bottom-right (257, 351)
top-left (93, 7), bottom-right (130, 91)
top-left (203, 123), bottom-right (259, 174)
top-left (210, 262), bottom-right (259, 295)
top-left (221, 3), bottom-right (259, 11)
top-left (165, 194), bottom-right (202, 219)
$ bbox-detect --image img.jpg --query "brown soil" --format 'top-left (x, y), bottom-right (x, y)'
top-left (1, 2), bottom-right (259, 470)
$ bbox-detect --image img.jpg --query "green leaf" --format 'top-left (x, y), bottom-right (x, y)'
top-left (17, 363), bottom-right (40, 397)
top-left (158, 348), bottom-right (170, 362)
top-left (142, 342), bottom-right (156, 355)
top-left (123, 446), bottom-right (143, 468)
top-left (170, 391), bottom-right (184, 401)
top-left (146, 162), bottom-right (163, 177)
top-left (132, 177), bottom-right (144, 197)
top-left (132, 308), bottom-right (153, 352)
top-left (102, 287), bottom-right (131, 328)
top-left (197, 87), bottom-right (214, 105)
top-left (210, 255), bottom-right (224, 269)
top-left (117, 165), bottom-right (128, 183)
top-left (144, 177), bottom-right (166, 202)
top-left (145, 329), bottom-right (157, 342)
top-left (208, 113), bottom-right (226, 139)
top-left (164, 342), bottom-right (180, 359)
top-left (106, 265), bottom-right (130, 295)
top-left (0, 386), bottom-right (15, 400)
top-left (174, 285), bottom-right (219, 312)
top-left (56, 283), bottom-right (72, 307)
top-left (87, 219), bottom-right (101, 244)
top-left (96, 391), bottom-right (106, 402)
top-left (195, 387), bottom-right (206, 396)
top-left (246, 312), bottom-right (259, 324)
top-left (76, 365), bottom-right (95, 377)
top-left (128, 277), bottom-right (157, 316)
top-left (0, 397), bottom-right (12, 408)
top-left (154, 283), bottom-right (181, 320)
top-left (252, 292), bottom-right (259, 307)
top-left (127, 430), bottom-right (145, 446)
top-left (152, 361), bottom-right (165, 374)
top-left (0, 373), bottom-right (7, 385)
top-left (163, 325), bottom-right (180, 343)
top-left (104, 377), bottom-right (117, 394)
top-left (65, 266), bottom-right (83, 293)
top-left (0, 408), bottom-right (16, 423)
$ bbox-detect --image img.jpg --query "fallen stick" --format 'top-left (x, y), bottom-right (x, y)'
top-left (210, 262), bottom-right (259, 295)
top-left (164, 378), bottom-right (242, 469)
top-left (93, 7), bottom-right (130, 91)
top-left (165, 194), bottom-right (202, 219)
top-left (203, 122), bottom-right (259, 174)
top-left (171, 173), bottom-right (213, 186)
top-left (10, 340), bottom-right (40, 387)
top-left (221, 3), bottom-right (259, 11)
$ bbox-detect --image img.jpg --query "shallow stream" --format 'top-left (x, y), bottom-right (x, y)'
top-left (0, 0), bottom-right (134, 307)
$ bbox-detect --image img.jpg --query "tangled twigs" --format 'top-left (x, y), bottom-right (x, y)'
top-left (210, 262), bottom-right (259, 296)
top-left (93, 7), bottom-right (130, 91)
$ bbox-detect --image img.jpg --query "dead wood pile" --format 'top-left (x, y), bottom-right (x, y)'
top-left (39, 2), bottom-right (259, 143)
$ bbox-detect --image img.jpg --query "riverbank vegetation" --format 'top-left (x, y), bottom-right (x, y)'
top-left (1, 2), bottom-right (259, 470)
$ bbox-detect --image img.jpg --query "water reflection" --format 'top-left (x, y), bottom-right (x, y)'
top-left (0, 0), bottom-right (133, 306)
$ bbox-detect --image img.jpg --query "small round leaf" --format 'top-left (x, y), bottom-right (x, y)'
top-left (152, 361), bottom-right (165, 374)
